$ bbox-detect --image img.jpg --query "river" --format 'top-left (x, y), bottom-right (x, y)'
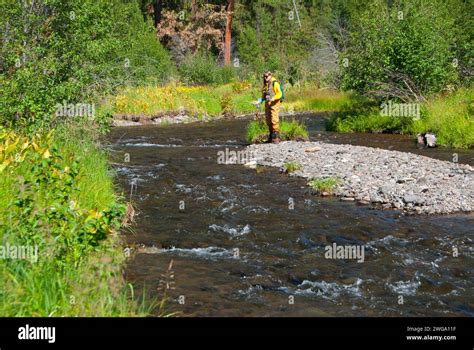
top-left (107, 113), bottom-right (474, 316)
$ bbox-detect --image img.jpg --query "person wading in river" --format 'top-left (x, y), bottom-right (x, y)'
top-left (258, 71), bottom-right (283, 143)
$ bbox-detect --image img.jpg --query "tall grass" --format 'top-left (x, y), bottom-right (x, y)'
top-left (0, 123), bottom-right (154, 316)
top-left (410, 88), bottom-right (474, 149)
top-left (281, 86), bottom-right (355, 113)
top-left (108, 83), bottom-right (353, 119)
top-left (284, 161), bottom-right (302, 173)
top-left (110, 83), bottom-right (259, 118)
top-left (327, 88), bottom-right (474, 149)
top-left (327, 110), bottom-right (413, 134)
top-left (0, 235), bottom-right (153, 316)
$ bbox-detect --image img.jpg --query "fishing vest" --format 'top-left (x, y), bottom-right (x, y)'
top-left (263, 78), bottom-right (276, 101)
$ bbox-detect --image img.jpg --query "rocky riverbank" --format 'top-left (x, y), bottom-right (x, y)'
top-left (247, 141), bottom-right (473, 215)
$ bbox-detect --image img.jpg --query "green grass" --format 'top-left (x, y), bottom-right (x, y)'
top-left (107, 83), bottom-right (353, 119)
top-left (327, 88), bottom-right (474, 149)
top-left (246, 119), bottom-right (309, 143)
top-left (281, 86), bottom-right (355, 114)
top-left (410, 88), bottom-right (474, 149)
top-left (283, 161), bottom-right (302, 173)
top-left (110, 83), bottom-right (259, 118)
top-left (327, 110), bottom-right (414, 134)
top-left (308, 177), bottom-right (339, 195)
top-left (0, 235), bottom-right (154, 316)
top-left (0, 123), bottom-right (156, 316)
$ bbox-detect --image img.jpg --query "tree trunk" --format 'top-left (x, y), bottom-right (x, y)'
top-left (153, 0), bottom-right (163, 28)
top-left (224, 0), bottom-right (234, 65)
top-left (191, 0), bottom-right (198, 13)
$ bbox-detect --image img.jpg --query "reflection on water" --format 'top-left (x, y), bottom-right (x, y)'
top-left (107, 115), bottom-right (474, 317)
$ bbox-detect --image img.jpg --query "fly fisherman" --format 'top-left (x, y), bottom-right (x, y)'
top-left (256, 71), bottom-right (283, 143)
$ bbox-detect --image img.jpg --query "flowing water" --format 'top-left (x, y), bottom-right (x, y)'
top-left (107, 114), bottom-right (474, 317)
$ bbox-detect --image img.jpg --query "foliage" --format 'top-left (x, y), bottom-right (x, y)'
top-left (234, 0), bottom-right (318, 83)
top-left (246, 119), bottom-right (309, 143)
top-left (327, 109), bottom-right (414, 134)
top-left (0, 127), bottom-right (123, 266)
top-left (157, 5), bottom-right (227, 63)
top-left (410, 88), bottom-right (474, 148)
top-left (308, 177), bottom-right (339, 195)
top-left (178, 51), bottom-right (237, 85)
top-left (220, 93), bottom-right (234, 116)
top-left (328, 87), bottom-right (474, 148)
top-left (111, 82), bottom-right (354, 119)
top-left (0, 124), bottom-right (157, 315)
top-left (340, 0), bottom-right (459, 101)
top-left (0, 0), bottom-right (173, 130)
top-left (112, 83), bottom-right (257, 117)
top-left (281, 86), bottom-right (355, 113)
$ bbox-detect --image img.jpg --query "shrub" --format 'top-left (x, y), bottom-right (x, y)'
top-left (179, 51), bottom-right (237, 85)
top-left (0, 127), bottom-right (124, 266)
top-left (340, 0), bottom-right (459, 100)
top-left (220, 94), bottom-right (234, 116)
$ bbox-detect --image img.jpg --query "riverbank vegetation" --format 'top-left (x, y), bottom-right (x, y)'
top-left (107, 83), bottom-right (353, 118)
top-left (283, 161), bottom-right (302, 174)
top-left (328, 88), bottom-right (474, 148)
top-left (246, 119), bottom-right (309, 143)
top-left (0, 0), bottom-right (163, 316)
top-left (0, 124), bottom-right (152, 316)
top-left (324, 0), bottom-right (473, 148)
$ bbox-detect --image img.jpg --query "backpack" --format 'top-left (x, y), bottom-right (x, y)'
top-left (273, 80), bottom-right (285, 102)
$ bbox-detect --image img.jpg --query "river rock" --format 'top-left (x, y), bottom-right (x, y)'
top-left (417, 132), bottom-right (437, 148)
top-left (305, 146), bottom-right (321, 152)
top-left (244, 160), bottom-right (257, 169)
top-left (379, 185), bottom-right (392, 195)
top-left (403, 194), bottom-right (424, 205)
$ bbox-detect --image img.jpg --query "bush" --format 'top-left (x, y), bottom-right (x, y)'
top-left (340, 0), bottom-right (459, 100)
top-left (220, 94), bottom-right (234, 116)
top-left (0, 125), bottom-right (156, 316)
top-left (0, 127), bottom-right (124, 265)
top-left (179, 51), bottom-right (237, 85)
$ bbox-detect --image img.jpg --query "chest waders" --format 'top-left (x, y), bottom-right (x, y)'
top-left (264, 79), bottom-right (281, 143)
